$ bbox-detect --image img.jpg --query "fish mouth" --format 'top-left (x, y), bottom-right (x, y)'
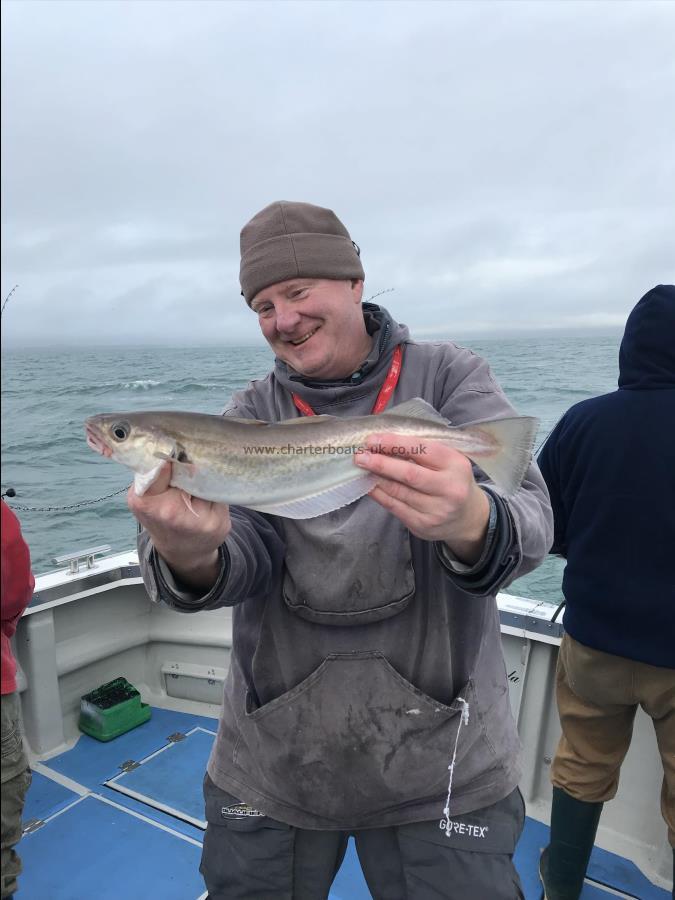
top-left (85, 422), bottom-right (112, 458)
top-left (290, 327), bottom-right (320, 346)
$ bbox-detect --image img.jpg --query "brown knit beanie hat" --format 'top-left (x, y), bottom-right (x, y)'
top-left (239, 201), bottom-right (365, 304)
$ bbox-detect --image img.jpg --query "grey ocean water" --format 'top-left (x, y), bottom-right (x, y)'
top-left (1, 335), bottom-right (621, 602)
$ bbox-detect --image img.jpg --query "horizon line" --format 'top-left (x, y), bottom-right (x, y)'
top-left (1, 325), bottom-right (625, 351)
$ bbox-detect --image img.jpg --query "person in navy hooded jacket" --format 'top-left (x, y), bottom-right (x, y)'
top-left (537, 285), bottom-right (675, 900)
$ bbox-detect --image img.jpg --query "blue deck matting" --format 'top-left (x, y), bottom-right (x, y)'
top-left (22, 769), bottom-right (80, 825)
top-left (586, 842), bottom-right (671, 900)
top-left (19, 706), bottom-right (671, 900)
top-left (19, 794), bottom-right (205, 900)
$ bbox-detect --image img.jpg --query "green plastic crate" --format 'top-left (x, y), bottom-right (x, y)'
top-left (78, 677), bottom-right (151, 742)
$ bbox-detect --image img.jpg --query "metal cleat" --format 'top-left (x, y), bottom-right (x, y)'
top-left (52, 545), bottom-right (112, 575)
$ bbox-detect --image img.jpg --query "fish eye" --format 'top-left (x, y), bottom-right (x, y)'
top-left (111, 421), bottom-right (131, 442)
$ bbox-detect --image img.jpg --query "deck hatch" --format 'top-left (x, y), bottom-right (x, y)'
top-left (104, 726), bottom-right (216, 829)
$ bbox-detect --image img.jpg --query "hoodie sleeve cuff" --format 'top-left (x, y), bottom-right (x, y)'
top-left (435, 488), bottom-right (519, 595)
top-left (150, 544), bottom-right (231, 612)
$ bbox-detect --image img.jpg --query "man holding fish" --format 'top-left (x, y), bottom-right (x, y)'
top-left (92, 202), bottom-right (553, 898)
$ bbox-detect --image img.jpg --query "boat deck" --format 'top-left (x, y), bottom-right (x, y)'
top-left (18, 706), bottom-right (669, 900)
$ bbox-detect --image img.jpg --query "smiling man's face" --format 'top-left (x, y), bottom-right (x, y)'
top-left (251, 277), bottom-right (371, 380)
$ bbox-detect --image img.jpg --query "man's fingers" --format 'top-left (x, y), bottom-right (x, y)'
top-left (368, 485), bottom-right (425, 530)
top-left (368, 476), bottom-right (432, 513)
top-left (143, 462), bottom-right (173, 496)
top-left (356, 450), bottom-right (433, 494)
top-left (365, 434), bottom-right (455, 470)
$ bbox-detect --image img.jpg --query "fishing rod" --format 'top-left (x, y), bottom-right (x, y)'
top-left (365, 287), bottom-right (395, 303)
top-left (1, 284), bottom-right (19, 317)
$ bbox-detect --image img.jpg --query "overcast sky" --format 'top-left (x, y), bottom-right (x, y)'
top-left (1, 0), bottom-right (674, 347)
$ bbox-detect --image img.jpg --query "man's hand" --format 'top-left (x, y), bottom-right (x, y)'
top-left (127, 462), bottom-right (232, 592)
top-left (355, 435), bottom-right (490, 566)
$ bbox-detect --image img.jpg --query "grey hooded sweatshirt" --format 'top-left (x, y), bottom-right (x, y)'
top-left (138, 306), bottom-right (553, 830)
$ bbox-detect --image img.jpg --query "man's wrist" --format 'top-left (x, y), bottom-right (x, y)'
top-left (435, 489), bottom-right (520, 596)
top-left (442, 486), bottom-right (491, 566)
top-left (157, 546), bottom-right (222, 592)
top-left (438, 490), bottom-right (498, 574)
top-left (151, 544), bottom-right (230, 608)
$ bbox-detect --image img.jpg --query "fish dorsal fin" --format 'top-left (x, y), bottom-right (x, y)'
top-left (278, 415), bottom-right (335, 425)
top-left (385, 398), bottom-right (447, 424)
top-left (224, 417), bottom-right (268, 426)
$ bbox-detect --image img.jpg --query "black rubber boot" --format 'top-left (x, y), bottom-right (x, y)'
top-left (539, 787), bottom-right (603, 900)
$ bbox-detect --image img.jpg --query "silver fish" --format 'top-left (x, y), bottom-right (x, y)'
top-left (85, 398), bottom-right (538, 519)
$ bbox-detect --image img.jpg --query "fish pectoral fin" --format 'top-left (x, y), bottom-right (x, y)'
top-left (386, 398), bottom-right (448, 424)
top-left (248, 473), bottom-right (377, 519)
top-left (151, 448), bottom-right (197, 479)
top-left (277, 415), bottom-right (336, 425)
top-left (172, 459), bottom-right (198, 478)
top-left (133, 464), bottom-right (165, 496)
top-left (154, 441), bottom-right (188, 461)
top-left (180, 491), bottom-right (200, 518)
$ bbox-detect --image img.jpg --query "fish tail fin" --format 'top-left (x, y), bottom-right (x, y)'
top-left (466, 416), bottom-right (538, 495)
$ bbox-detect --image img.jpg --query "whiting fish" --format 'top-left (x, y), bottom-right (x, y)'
top-left (85, 398), bottom-right (537, 519)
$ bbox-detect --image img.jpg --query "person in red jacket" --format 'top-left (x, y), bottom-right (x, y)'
top-left (1, 499), bottom-right (34, 900)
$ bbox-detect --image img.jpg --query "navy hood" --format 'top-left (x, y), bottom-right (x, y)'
top-left (618, 284), bottom-right (675, 390)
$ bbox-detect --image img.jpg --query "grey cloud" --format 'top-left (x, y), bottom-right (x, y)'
top-left (1, 0), bottom-right (674, 346)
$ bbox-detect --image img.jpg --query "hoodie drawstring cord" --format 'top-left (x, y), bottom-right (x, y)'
top-left (440, 696), bottom-right (470, 837)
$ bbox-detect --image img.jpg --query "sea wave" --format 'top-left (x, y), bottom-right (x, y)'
top-left (121, 379), bottom-right (162, 390)
top-left (92, 379), bottom-right (228, 393)
top-left (172, 381), bottom-right (229, 393)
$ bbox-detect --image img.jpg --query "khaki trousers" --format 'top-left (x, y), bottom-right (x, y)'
top-left (1, 691), bottom-right (31, 899)
top-left (551, 633), bottom-right (675, 846)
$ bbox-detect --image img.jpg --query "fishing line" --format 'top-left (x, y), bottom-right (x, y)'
top-left (533, 412), bottom-right (564, 456)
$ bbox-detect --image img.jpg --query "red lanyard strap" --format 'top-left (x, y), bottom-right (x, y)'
top-left (292, 344), bottom-right (403, 417)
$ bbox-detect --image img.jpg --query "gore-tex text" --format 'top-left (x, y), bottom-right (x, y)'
top-left (440, 820), bottom-right (489, 838)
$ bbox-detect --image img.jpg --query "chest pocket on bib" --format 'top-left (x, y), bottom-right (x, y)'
top-left (281, 502), bottom-right (415, 625)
